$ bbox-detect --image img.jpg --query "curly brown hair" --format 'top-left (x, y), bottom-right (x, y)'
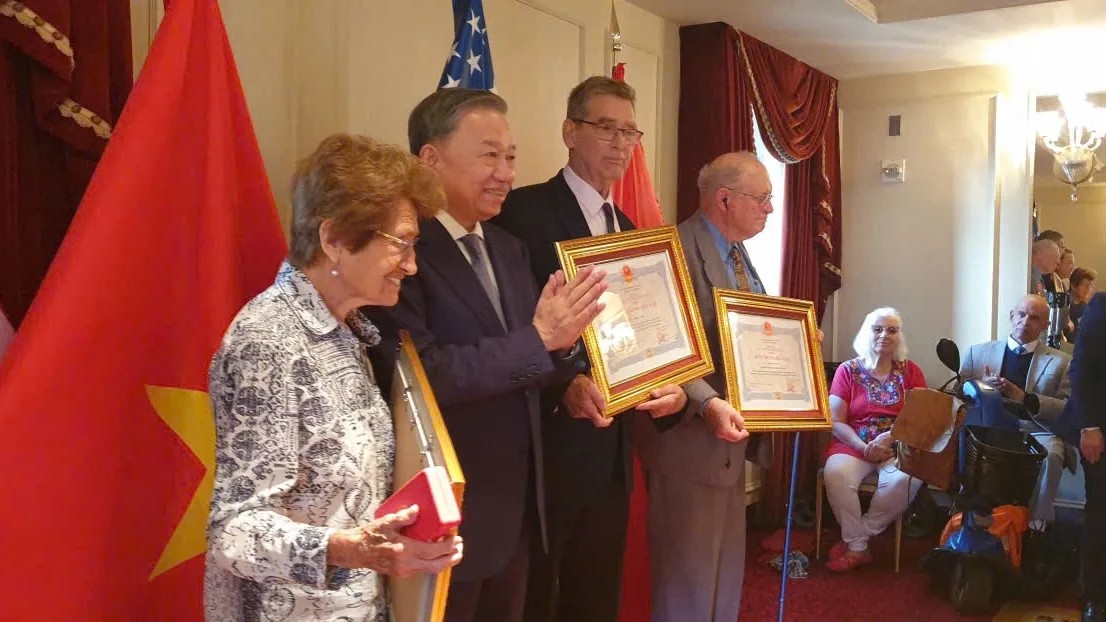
top-left (288, 134), bottom-right (445, 268)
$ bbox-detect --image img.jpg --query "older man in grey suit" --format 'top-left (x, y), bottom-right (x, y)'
top-left (959, 294), bottom-right (1074, 532)
top-left (636, 151), bottom-right (781, 621)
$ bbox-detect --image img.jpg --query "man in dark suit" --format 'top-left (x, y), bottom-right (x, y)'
top-left (369, 88), bottom-right (607, 622)
top-left (635, 152), bottom-right (771, 621)
top-left (1055, 292), bottom-right (1106, 622)
top-left (492, 76), bottom-right (688, 622)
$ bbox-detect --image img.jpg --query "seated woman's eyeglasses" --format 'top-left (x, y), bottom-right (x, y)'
top-left (871, 325), bottom-right (900, 335)
top-left (374, 230), bottom-right (416, 256)
top-left (571, 119), bottom-right (645, 145)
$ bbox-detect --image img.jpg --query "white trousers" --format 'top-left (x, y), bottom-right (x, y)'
top-left (824, 453), bottom-right (923, 551)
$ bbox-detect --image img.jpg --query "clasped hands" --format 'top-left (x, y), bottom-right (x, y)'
top-left (862, 431), bottom-right (894, 463)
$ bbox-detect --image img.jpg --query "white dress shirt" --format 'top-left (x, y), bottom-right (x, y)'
top-left (436, 211), bottom-right (502, 302)
top-left (563, 165), bottom-right (619, 236)
top-left (1007, 335), bottom-right (1040, 355)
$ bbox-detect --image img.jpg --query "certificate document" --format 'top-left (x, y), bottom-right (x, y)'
top-left (729, 312), bottom-right (816, 411)
top-left (591, 251), bottom-right (693, 386)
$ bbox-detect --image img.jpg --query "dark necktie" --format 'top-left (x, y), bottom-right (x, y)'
top-left (729, 245), bottom-right (752, 291)
top-left (459, 234), bottom-right (505, 327)
top-left (601, 202), bottom-right (616, 234)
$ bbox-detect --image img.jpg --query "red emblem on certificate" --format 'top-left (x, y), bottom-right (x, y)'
top-left (621, 264), bottom-right (634, 283)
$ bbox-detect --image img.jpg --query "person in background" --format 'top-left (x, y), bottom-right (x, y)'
top-left (205, 135), bottom-right (463, 622)
top-left (822, 307), bottom-right (927, 572)
top-left (959, 295), bottom-right (1073, 539)
top-left (1069, 267), bottom-right (1098, 339)
top-left (1037, 229), bottom-right (1066, 250)
top-left (1058, 248), bottom-right (1076, 291)
top-left (1031, 238), bottom-right (1063, 297)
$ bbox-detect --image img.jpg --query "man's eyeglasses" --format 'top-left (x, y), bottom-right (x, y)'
top-left (571, 119), bottom-right (645, 145)
top-left (871, 325), bottom-right (901, 335)
top-left (729, 189), bottom-right (774, 207)
top-left (374, 230), bottom-right (417, 256)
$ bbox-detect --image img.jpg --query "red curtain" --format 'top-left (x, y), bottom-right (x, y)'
top-left (738, 31), bottom-right (842, 527)
top-left (0, 1), bottom-right (132, 327)
top-left (676, 22), bottom-right (754, 222)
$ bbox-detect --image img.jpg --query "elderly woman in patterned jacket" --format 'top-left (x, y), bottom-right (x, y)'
top-left (205, 134), bottom-right (463, 621)
top-left (822, 307), bottom-right (928, 572)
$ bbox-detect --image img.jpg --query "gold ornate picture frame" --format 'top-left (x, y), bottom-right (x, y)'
top-left (387, 331), bottom-right (466, 622)
top-left (556, 226), bottom-right (713, 417)
top-left (714, 289), bottom-right (832, 432)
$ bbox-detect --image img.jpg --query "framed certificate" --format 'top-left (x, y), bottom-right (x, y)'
top-left (556, 226), bottom-right (713, 417)
top-left (387, 331), bottom-right (465, 622)
top-left (714, 289), bottom-right (831, 432)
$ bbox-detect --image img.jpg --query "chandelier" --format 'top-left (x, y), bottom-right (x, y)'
top-left (1036, 93), bottom-right (1106, 201)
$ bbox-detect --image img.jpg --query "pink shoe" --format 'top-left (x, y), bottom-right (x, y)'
top-left (829, 541), bottom-right (848, 561)
top-left (826, 549), bottom-right (873, 572)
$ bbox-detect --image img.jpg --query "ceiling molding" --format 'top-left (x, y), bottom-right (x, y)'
top-left (842, 0), bottom-right (878, 23)
top-left (852, 0), bottom-right (1067, 24)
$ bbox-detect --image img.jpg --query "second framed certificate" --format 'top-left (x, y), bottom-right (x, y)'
top-left (556, 226), bottom-right (713, 417)
top-left (714, 289), bottom-right (832, 432)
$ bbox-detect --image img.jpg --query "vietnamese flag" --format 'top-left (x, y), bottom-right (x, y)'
top-left (611, 60), bottom-right (664, 622)
top-left (610, 62), bottom-right (664, 229)
top-left (0, 0), bottom-right (286, 618)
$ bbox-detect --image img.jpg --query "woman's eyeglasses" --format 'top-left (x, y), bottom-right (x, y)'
top-left (374, 230), bottom-right (416, 256)
top-left (871, 325), bottom-right (900, 335)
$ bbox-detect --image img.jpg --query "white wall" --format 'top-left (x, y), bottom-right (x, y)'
top-left (835, 65), bottom-right (1035, 383)
top-left (132, 0), bottom-right (681, 230)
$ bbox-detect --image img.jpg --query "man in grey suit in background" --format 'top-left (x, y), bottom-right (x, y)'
top-left (636, 151), bottom-right (776, 621)
top-left (959, 294), bottom-right (1074, 533)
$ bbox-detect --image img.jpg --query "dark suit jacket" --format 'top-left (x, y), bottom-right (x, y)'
top-left (367, 218), bottom-right (571, 581)
top-left (491, 171), bottom-right (636, 508)
top-left (1055, 292), bottom-right (1106, 446)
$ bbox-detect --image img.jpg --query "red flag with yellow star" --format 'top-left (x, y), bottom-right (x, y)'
top-left (0, 0), bottom-right (286, 618)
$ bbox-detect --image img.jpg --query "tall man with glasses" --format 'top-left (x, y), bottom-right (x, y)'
top-left (493, 76), bottom-right (689, 622)
top-left (634, 151), bottom-right (776, 620)
top-left (367, 88), bottom-right (608, 622)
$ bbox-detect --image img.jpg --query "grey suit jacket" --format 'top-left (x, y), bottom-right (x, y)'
top-left (959, 338), bottom-right (1076, 470)
top-left (635, 211), bottom-right (768, 487)
top-left (959, 339), bottom-right (1071, 421)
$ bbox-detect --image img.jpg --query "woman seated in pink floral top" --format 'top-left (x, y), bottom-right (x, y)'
top-left (823, 307), bottom-right (927, 572)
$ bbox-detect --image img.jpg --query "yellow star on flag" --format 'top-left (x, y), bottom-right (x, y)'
top-left (146, 385), bottom-right (215, 580)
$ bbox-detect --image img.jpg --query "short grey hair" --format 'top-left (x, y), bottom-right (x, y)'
top-left (1032, 238), bottom-right (1060, 257)
top-left (408, 88), bottom-right (508, 155)
top-left (696, 151), bottom-right (760, 197)
top-left (852, 307), bottom-right (909, 369)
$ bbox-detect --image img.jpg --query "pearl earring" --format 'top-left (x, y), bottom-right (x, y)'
top-left (330, 265), bottom-right (339, 277)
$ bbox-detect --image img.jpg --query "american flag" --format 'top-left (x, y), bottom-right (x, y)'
top-left (438, 0), bottom-right (495, 90)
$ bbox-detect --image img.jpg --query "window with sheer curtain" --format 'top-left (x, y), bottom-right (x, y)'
top-left (743, 112), bottom-right (787, 296)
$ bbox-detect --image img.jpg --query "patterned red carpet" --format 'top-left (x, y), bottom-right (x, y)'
top-left (739, 527), bottom-right (1079, 621)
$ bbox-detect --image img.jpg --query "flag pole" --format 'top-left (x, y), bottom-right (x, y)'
top-left (609, 1), bottom-right (621, 77)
